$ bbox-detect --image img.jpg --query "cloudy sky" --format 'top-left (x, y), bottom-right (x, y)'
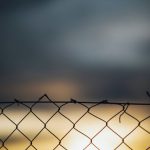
top-left (0, 0), bottom-right (150, 101)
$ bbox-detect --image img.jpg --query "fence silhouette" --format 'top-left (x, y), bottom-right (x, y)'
top-left (0, 94), bottom-right (150, 150)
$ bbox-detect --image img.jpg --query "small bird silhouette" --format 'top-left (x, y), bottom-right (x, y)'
top-left (146, 91), bottom-right (150, 98)
top-left (70, 98), bottom-right (78, 103)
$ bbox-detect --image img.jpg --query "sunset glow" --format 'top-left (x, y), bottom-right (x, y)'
top-left (0, 103), bottom-right (149, 150)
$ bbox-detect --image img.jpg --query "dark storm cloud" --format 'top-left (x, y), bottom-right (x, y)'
top-left (0, 0), bottom-right (52, 11)
top-left (0, 0), bottom-right (150, 100)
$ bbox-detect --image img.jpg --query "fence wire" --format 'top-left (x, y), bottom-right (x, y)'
top-left (0, 94), bottom-right (150, 150)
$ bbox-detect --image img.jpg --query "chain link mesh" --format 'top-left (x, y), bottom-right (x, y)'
top-left (0, 94), bottom-right (150, 150)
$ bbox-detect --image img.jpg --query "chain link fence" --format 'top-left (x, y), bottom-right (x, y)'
top-left (0, 94), bottom-right (150, 150)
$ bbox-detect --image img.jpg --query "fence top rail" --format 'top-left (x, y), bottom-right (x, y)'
top-left (0, 100), bottom-right (150, 105)
top-left (0, 94), bottom-right (150, 105)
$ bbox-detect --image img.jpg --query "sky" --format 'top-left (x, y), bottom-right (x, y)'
top-left (0, 0), bottom-right (150, 101)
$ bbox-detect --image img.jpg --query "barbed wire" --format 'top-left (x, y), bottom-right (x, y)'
top-left (0, 94), bottom-right (150, 150)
